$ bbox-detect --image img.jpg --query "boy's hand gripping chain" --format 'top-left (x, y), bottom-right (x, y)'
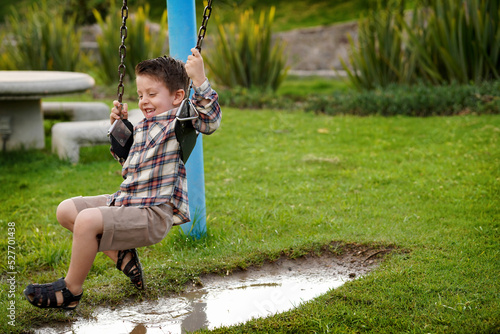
top-left (108, 0), bottom-right (134, 163)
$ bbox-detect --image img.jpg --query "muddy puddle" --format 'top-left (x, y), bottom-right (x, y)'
top-left (35, 253), bottom-right (381, 334)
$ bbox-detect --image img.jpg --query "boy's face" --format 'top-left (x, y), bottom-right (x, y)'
top-left (136, 74), bottom-right (180, 119)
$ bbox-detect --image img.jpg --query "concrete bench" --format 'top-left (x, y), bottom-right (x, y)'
top-left (42, 101), bottom-right (110, 121)
top-left (0, 71), bottom-right (94, 150)
top-left (51, 109), bottom-right (143, 163)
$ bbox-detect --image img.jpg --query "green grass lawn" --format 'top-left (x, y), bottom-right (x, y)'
top-left (0, 109), bottom-right (499, 333)
top-left (277, 75), bottom-right (352, 97)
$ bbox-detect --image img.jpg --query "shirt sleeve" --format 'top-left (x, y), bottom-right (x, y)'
top-left (191, 78), bottom-right (222, 135)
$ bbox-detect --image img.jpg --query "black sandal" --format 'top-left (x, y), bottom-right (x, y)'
top-left (24, 277), bottom-right (83, 310)
top-left (116, 248), bottom-right (145, 290)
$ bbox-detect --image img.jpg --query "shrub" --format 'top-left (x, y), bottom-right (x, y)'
top-left (406, 0), bottom-right (500, 84)
top-left (92, 1), bottom-right (168, 85)
top-left (342, 0), bottom-right (500, 89)
top-left (204, 7), bottom-right (289, 92)
top-left (63, 0), bottom-right (109, 26)
top-left (218, 78), bottom-right (499, 116)
top-left (303, 81), bottom-right (500, 116)
top-left (0, 0), bottom-right (83, 71)
top-left (340, 1), bottom-right (410, 90)
top-left (218, 86), bottom-right (296, 110)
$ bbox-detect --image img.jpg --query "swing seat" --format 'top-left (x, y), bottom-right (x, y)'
top-left (175, 99), bottom-right (199, 164)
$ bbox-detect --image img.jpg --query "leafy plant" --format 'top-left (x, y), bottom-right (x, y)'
top-left (405, 0), bottom-right (500, 84)
top-left (0, 0), bottom-right (82, 71)
top-left (341, 0), bottom-right (410, 90)
top-left (342, 0), bottom-right (500, 89)
top-left (303, 80), bottom-right (500, 116)
top-left (204, 7), bottom-right (289, 92)
top-left (62, 0), bottom-right (110, 25)
top-left (92, 0), bottom-right (168, 85)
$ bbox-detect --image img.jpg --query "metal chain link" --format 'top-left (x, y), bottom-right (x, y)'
top-left (188, 0), bottom-right (214, 95)
top-left (117, 0), bottom-right (129, 104)
top-left (195, 0), bottom-right (213, 52)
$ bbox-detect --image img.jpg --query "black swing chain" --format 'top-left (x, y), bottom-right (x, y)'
top-left (188, 0), bottom-right (213, 95)
top-left (117, 0), bottom-right (129, 104)
top-left (196, 0), bottom-right (213, 52)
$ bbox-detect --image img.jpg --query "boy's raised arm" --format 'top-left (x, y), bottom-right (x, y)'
top-left (185, 47), bottom-right (221, 135)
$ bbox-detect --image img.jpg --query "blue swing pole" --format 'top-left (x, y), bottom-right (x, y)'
top-left (166, 0), bottom-right (207, 238)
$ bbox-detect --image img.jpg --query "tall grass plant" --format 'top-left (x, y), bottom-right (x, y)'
top-left (343, 0), bottom-right (500, 89)
top-left (205, 7), bottom-right (289, 92)
top-left (92, 1), bottom-right (168, 85)
top-left (341, 1), bottom-right (411, 89)
top-left (406, 0), bottom-right (500, 84)
top-left (0, 0), bottom-right (83, 71)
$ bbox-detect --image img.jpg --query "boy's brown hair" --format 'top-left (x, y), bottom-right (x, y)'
top-left (135, 56), bottom-right (190, 95)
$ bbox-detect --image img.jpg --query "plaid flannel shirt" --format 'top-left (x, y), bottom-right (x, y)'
top-left (108, 79), bottom-right (221, 225)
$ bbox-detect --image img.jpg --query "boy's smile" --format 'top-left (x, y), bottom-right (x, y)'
top-left (136, 74), bottom-right (180, 119)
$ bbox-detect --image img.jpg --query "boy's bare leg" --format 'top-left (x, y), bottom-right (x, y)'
top-left (57, 199), bottom-right (119, 262)
top-left (56, 199), bottom-right (132, 270)
top-left (27, 200), bottom-right (139, 307)
top-left (28, 207), bottom-right (103, 307)
top-left (64, 208), bottom-right (103, 295)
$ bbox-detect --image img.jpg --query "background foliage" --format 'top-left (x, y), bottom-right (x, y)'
top-left (0, 1), bottom-right (498, 332)
top-left (0, 0), bottom-right (399, 29)
top-left (0, 0), bottom-right (499, 113)
top-left (92, 1), bottom-right (168, 85)
top-left (0, 0), bottom-right (83, 71)
top-left (205, 7), bottom-right (289, 92)
top-left (343, 0), bottom-right (500, 89)
top-left (304, 80), bottom-right (500, 116)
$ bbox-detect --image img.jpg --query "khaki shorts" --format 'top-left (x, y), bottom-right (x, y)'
top-left (71, 195), bottom-right (174, 252)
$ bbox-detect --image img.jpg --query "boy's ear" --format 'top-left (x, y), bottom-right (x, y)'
top-left (173, 89), bottom-right (186, 106)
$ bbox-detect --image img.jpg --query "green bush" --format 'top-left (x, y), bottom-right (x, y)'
top-left (340, 1), bottom-right (410, 90)
top-left (204, 7), bottom-right (289, 92)
top-left (342, 0), bottom-right (500, 89)
top-left (217, 80), bottom-right (500, 116)
top-left (406, 0), bottom-right (500, 84)
top-left (303, 81), bottom-right (500, 116)
top-left (0, 0), bottom-right (83, 71)
top-left (92, 1), bottom-right (168, 85)
top-left (62, 0), bottom-right (110, 26)
top-left (218, 86), bottom-right (296, 110)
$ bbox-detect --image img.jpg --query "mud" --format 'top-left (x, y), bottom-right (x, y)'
top-left (35, 248), bottom-right (387, 334)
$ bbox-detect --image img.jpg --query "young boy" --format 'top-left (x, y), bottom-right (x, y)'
top-left (24, 48), bottom-right (221, 310)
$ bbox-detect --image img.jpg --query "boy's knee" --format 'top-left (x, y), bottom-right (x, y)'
top-left (57, 199), bottom-right (77, 228)
top-left (73, 208), bottom-right (103, 235)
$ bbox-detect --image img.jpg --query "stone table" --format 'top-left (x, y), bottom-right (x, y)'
top-left (0, 71), bottom-right (95, 150)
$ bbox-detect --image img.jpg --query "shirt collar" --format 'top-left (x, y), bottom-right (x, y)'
top-left (138, 109), bottom-right (177, 126)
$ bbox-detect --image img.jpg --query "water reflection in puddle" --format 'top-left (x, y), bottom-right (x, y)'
top-left (36, 257), bottom-right (373, 334)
